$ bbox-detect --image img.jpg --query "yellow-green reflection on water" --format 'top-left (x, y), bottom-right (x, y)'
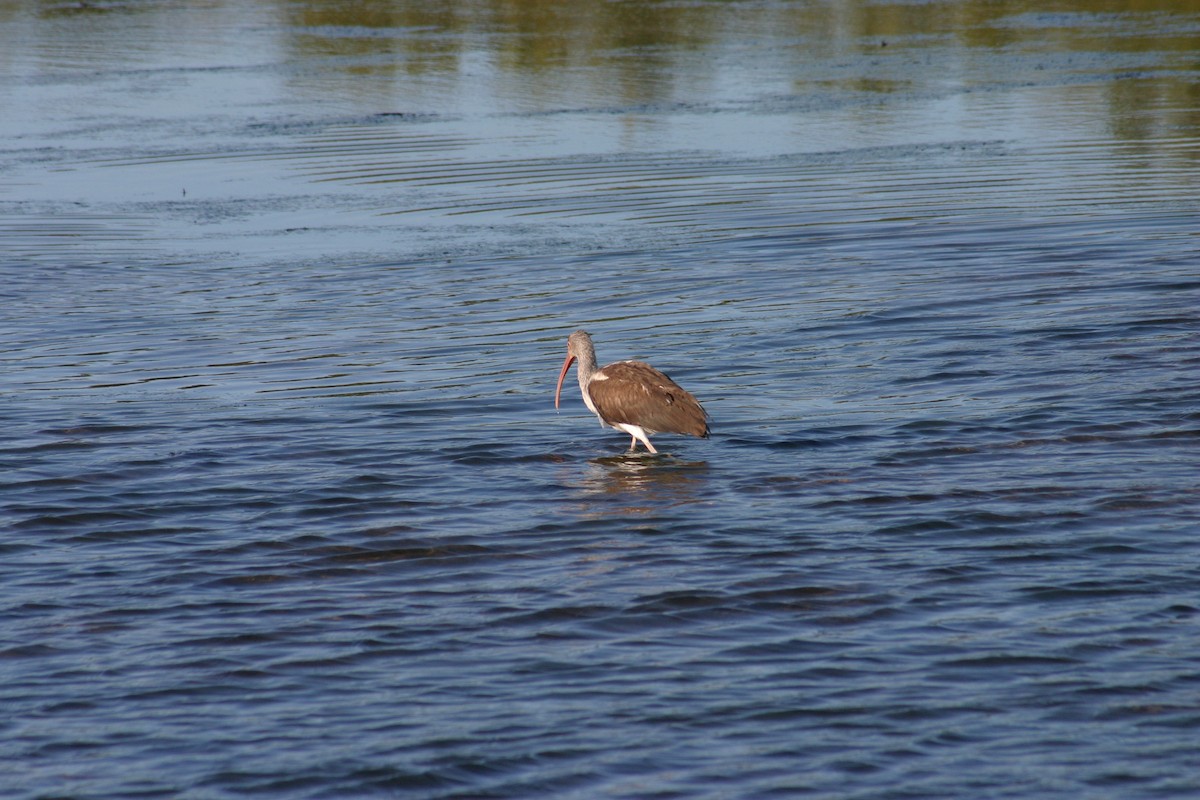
top-left (4, 0), bottom-right (1199, 132)
top-left (1, 0), bottom-right (1198, 266)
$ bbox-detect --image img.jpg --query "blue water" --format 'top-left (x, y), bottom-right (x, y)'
top-left (3, 2), bottom-right (1200, 798)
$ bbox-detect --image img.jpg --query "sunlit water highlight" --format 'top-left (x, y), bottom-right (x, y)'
top-left (3, 1), bottom-right (1200, 798)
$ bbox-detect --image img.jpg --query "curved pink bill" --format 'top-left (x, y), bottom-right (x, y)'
top-left (554, 354), bottom-right (575, 409)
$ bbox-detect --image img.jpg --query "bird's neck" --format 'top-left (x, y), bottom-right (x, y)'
top-left (575, 343), bottom-right (599, 389)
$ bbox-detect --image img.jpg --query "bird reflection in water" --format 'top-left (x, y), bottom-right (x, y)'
top-left (568, 454), bottom-right (711, 517)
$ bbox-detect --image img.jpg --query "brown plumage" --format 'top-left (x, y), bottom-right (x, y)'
top-left (554, 329), bottom-right (709, 453)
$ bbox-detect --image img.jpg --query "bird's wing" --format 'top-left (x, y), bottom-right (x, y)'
top-left (588, 361), bottom-right (709, 437)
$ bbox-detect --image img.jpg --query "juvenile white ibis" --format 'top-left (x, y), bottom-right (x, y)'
top-left (554, 329), bottom-right (709, 454)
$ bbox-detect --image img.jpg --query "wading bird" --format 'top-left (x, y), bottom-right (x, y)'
top-left (554, 329), bottom-right (709, 454)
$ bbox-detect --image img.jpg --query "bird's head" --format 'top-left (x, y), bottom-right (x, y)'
top-left (554, 329), bottom-right (592, 409)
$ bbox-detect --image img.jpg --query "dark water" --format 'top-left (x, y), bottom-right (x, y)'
top-left (4, 1), bottom-right (1200, 797)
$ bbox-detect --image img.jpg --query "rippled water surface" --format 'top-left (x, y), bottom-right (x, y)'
top-left (3, 1), bottom-right (1200, 797)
